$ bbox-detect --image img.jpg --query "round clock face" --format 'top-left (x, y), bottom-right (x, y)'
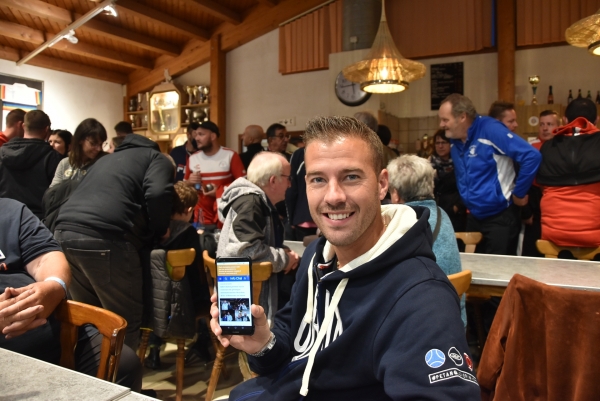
top-left (335, 72), bottom-right (371, 107)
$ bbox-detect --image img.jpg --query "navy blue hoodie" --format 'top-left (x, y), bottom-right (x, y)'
top-left (231, 205), bottom-right (479, 401)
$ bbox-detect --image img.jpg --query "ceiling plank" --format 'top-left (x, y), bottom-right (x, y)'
top-left (127, 0), bottom-right (325, 96)
top-left (257, 0), bottom-right (279, 7)
top-left (116, 0), bottom-right (210, 41)
top-left (0, 43), bottom-right (127, 83)
top-left (180, 0), bottom-right (241, 25)
top-left (0, 20), bottom-right (153, 69)
top-left (0, 0), bottom-right (181, 56)
top-left (0, 0), bottom-right (71, 25)
top-left (81, 18), bottom-right (180, 57)
top-left (49, 35), bottom-right (153, 69)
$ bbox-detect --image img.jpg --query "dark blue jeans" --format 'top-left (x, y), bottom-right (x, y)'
top-left (55, 230), bottom-right (143, 349)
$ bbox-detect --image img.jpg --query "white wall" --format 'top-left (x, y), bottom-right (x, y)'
top-left (226, 29), bottom-right (330, 148)
top-left (0, 59), bottom-right (123, 136)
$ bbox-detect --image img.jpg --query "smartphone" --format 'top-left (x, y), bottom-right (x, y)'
top-left (216, 256), bottom-right (254, 335)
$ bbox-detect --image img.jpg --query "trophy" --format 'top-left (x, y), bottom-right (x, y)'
top-left (192, 110), bottom-right (201, 122)
top-left (128, 114), bottom-right (136, 128)
top-left (197, 86), bottom-right (206, 103)
top-left (128, 98), bottom-right (136, 112)
top-left (136, 93), bottom-right (144, 111)
top-left (185, 86), bottom-right (194, 105)
top-left (203, 107), bottom-right (210, 121)
top-left (185, 109), bottom-right (191, 124)
top-left (202, 86), bottom-right (210, 103)
top-left (529, 75), bottom-right (540, 105)
top-left (192, 86), bottom-right (199, 104)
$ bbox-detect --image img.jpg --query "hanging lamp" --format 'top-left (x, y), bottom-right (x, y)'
top-left (565, 8), bottom-right (600, 56)
top-left (342, 0), bottom-right (425, 93)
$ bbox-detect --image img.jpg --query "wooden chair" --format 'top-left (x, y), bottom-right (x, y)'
top-left (447, 270), bottom-right (472, 298)
top-left (137, 248), bottom-right (197, 401)
top-left (54, 300), bottom-right (127, 383)
top-left (203, 250), bottom-right (272, 401)
top-left (536, 239), bottom-right (600, 260)
top-left (455, 232), bottom-right (483, 253)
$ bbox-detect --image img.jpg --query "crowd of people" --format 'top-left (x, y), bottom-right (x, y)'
top-left (0, 90), bottom-right (597, 399)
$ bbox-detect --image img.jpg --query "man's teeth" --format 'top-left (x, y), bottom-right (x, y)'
top-left (328, 213), bottom-right (350, 220)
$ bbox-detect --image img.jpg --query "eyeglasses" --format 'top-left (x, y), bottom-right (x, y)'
top-left (86, 138), bottom-right (102, 149)
top-left (435, 141), bottom-right (449, 146)
top-left (274, 134), bottom-right (290, 140)
top-left (280, 174), bottom-right (292, 182)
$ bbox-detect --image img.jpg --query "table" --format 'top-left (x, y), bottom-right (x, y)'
top-left (462, 253), bottom-right (600, 297)
top-left (0, 347), bottom-right (137, 401)
top-left (285, 240), bottom-right (600, 296)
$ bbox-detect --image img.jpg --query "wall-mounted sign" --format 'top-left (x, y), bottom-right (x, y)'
top-left (431, 62), bottom-right (464, 111)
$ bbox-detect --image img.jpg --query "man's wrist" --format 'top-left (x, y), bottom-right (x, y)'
top-left (44, 277), bottom-right (68, 299)
top-left (249, 332), bottom-right (276, 357)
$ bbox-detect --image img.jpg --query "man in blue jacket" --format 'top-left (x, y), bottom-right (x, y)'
top-left (210, 116), bottom-right (479, 400)
top-left (438, 94), bottom-right (541, 255)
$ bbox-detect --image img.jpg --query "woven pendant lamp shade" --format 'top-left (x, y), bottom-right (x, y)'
top-left (565, 9), bottom-right (600, 56)
top-left (342, 0), bottom-right (425, 93)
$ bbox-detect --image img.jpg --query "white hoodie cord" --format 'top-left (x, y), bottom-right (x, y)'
top-left (299, 278), bottom-right (348, 396)
top-left (302, 253), bottom-right (316, 324)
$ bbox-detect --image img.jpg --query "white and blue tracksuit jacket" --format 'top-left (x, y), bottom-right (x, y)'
top-left (450, 116), bottom-right (541, 220)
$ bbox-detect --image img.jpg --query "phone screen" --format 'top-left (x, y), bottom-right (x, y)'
top-left (216, 257), bottom-right (254, 335)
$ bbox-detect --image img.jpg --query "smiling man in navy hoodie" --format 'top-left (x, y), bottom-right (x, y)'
top-left (210, 116), bottom-right (479, 400)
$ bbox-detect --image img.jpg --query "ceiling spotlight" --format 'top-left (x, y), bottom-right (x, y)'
top-left (104, 5), bottom-right (118, 17)
top-left (64, 30), bottom-right (78, 44)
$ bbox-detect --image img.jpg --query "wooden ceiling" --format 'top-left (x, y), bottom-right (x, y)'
top-left (0, 0), bottom-right (326, 93)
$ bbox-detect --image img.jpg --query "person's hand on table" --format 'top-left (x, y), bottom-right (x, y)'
top-left (209, 293), bottom-right (272, 354)
top-left (283, 249), bottom-right (300, 274)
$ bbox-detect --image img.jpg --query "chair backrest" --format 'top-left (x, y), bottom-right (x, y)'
top-left (202, 250), bottom-right (272, 305)
top-left (54, 300), bottom-right (127, 382)
top-left (447, 270), bottom-right (472, 297)
top-left (536, 239), bottom-right (600, 261)
top-left (455, 232), bottom-right (483, 253)
top-left (166, 248), bottom-right (196, 281)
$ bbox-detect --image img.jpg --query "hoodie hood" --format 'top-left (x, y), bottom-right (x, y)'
top-left (116, 133), bottom-right (161, 152)
top-left (554, 116), bottom-right (599, 137)
top-left (218, 177), bottom-right (269, 220)
top-left (0, 138), bottom-right (57, 170)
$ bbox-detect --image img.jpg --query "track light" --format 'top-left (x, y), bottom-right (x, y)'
top-left (104, 5), bottom-right (118, 17)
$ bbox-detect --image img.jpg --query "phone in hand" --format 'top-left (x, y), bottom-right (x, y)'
top-left (216, 257), bottom-right (254, 335)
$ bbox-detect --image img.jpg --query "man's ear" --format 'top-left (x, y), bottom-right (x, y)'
top-left (186, 206), bottom-right (193, 214)
top-left (378, 169), bottom-right (389, 200)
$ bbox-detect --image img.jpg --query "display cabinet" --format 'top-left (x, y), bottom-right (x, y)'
top-left (149, 83), bottom-right (181, 135)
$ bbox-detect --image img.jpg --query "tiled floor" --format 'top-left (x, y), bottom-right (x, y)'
top-left (141, 342), bottom-right (243, 401)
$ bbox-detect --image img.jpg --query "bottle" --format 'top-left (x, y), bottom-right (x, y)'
top-left (596, 91), bottom-right (600, 105)
top-left (547, 86), bottom-right (554, 104)
top-left (587, 90), bottom-right (592, 100)
top-left (577, 89), bottom-right (582, 99)
top-left (568, 90), bottom-right (573, 103)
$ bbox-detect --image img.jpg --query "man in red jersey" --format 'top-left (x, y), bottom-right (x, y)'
top-left (185, 121), bottom-right (245, 228)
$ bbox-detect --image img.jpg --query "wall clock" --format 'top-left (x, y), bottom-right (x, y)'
top-left (334, 71), bottom-right (371, 107)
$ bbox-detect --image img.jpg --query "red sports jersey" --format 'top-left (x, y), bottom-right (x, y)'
top-left (184, 146), bottom-right (245, 226)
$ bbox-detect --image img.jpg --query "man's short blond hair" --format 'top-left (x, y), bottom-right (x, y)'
top-left (303, 115), bottom-right (384, 173)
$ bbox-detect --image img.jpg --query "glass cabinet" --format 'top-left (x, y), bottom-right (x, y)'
top-left (149, 83), bottom-right (181, 135)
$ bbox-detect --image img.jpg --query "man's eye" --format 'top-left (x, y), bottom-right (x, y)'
top-left (346, 174), bottom-right (359, 181)
top-left (310, 177), bottom-right (325, 184)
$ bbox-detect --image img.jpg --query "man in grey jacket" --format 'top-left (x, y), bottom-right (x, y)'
top-left (217, 152), bottom-right (300, 321)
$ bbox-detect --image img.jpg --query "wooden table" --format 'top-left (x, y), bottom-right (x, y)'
top-left (462, 253), bottom-right (600, 297)
top-left (0, 347), bottom-right (157, 401)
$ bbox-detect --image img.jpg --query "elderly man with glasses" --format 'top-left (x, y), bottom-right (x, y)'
top-left (217, 151), bottom-right (300, 322)
top-left (266, 123), bottom-right (292, 161)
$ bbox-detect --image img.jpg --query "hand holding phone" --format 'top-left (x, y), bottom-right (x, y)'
top-left (215, 257), bottom-right (254, 335)
top-left (209, 293), bottom-right (272, 354)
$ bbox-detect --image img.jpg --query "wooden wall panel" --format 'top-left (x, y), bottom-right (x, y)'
top-left (387, 0), bottom-right (493, 59)
top-left (279, 0), bottom-right (343, 75)
top-left (517, 0), bottom-right (600, 46)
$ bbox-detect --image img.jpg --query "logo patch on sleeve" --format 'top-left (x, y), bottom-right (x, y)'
top-left (425, 349), bottom-right (445, 368)
top-left (448, 347), bottom-right (463, 366)
top-left (429, 368), bottom-right (478, 386)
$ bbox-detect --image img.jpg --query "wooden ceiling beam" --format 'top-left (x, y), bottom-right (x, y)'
top-left (0, 20), bottom-right (152, 69)
top-left (116, 0), bottom-right (210, 41)
top-left (127, 0), bottom-right (325, 96)
top-left (80, 18), bottom-right (180, 57)
top-left (0, 0), bottom-right (180, 56)
top-left (180, 0), bottom-right (241, 25)
top-left (0, 43), bottom-right (127, 83)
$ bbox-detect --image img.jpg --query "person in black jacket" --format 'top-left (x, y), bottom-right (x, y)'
top-left (0, 110), bottom-right (62, 219)
top-left (54, 134), bottom-right (174, 349)
top-left (285, 147), bottom-right (317, 241)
